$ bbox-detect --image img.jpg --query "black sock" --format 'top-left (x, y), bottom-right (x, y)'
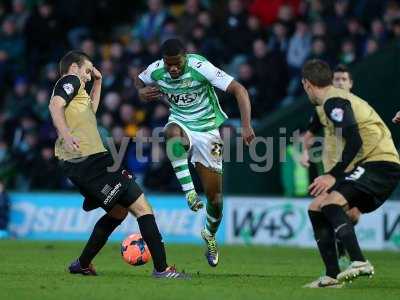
top-left (79, 214), bottom-right (122, 268)
top-left (336, 239), bottom-right (346, 258)
top-left (137, 214), bottom-right (168, 272)
top-left (322, 204), bottom-right (365, 262)
top-left (308, 211), bottom-right (340, 278)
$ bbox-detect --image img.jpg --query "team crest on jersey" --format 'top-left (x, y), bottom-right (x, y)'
top-left (330, 108), bottom-right (344, 122)
top-left (63, 83), bottom-right (74, 95)
top-left (211, 142), bottom-right (223, 159)
top-left (181, 79), bottom-right (192, 88)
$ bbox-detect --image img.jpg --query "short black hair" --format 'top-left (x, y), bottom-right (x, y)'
top-left (302, 59), bottom-right (333, 87)
top-left (59, 50), bottom-right (90, 75)
top-left (333, 64), bottom-right (352, 80)
top-left (161, 38), bottom-right (185, 56)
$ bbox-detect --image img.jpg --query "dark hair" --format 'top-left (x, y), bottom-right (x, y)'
top-left (301, 59), bottom-right (333, 87)
top-left (59, 50), bottom-right (90, 75)
top-left (333, 64), bottom-right (352, 80)
top-left (161, 38), bottom-right (185, 56)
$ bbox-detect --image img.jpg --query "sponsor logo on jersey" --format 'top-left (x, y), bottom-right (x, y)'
top-left (166, 92), bottom-right (199, 106)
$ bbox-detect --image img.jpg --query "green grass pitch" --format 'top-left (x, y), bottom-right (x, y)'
top-left (0, 240), bottom-right (399, 300)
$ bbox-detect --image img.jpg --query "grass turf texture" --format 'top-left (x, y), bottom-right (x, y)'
top-left (0, 241), bottom-right (399, 300)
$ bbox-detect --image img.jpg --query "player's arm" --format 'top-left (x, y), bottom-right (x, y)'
top-left (196, 59), bottom-right (255, 145)
top-left (90, 67), bottom-right (102, 113)
top-left (226, 80), bottom-right (255, 145)
top-left (309, 98), bottom-right (362, 196)
top-left (48, 75), bottom-right (81, 151)
top-left (324, 98), bottom-right (362, 177)
top-left (301, 111), bottom-right (323, 167)
top-left (136, 62), bottom-right (162, 101)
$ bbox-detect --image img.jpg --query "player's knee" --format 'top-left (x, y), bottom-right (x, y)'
top-left (165, 124), bottom-right (182, 139)
top-left (347, 208), bottom-right (361, 225)
top-left (128, 194), bottom-right (153, 218)
top-left (308, 200), bottom-right (321, 212)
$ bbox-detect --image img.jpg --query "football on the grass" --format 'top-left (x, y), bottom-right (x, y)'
top-left (121, 233), bottom-right (151, 266)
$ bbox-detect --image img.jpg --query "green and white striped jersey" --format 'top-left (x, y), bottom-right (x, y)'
top-left (138, 54), bottom-right (234, 132)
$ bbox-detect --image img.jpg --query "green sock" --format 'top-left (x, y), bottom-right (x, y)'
top-left (205, 198), bottom-right (223, 236)
top-left (166, 137), bottom-right (194, 193)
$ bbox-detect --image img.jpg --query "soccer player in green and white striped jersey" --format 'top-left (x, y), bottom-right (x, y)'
top-left (136, 39), bottom-right (255, 267)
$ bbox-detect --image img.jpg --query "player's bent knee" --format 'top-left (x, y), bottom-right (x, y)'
top-left (128, 194), bottom-right (153, 218)
top-left (320, 191), bottom-right (348, 208)
top-left (165, 124), bottom-right (182, 139)
top-left (308, 200), bottom-right (321, 212)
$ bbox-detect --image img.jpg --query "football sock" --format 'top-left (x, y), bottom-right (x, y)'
top-left (137, 214), bottom-right (168, 272)
top-left (205, 198), bottom-right (223, 236)
top-left (308, 210), bottom-right (340, 278)
top-left (167, 137), bottom-right (195, 194)
top-left (322, 204), bottom-right (365, 262)
top-left (336, 239), bottom-right (346, 258)
top-left (79, 214), bottom-right (122, 268)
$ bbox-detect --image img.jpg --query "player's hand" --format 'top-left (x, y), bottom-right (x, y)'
top-left (92, 67), bottom-right (102, 81)
top-left (62, 132), bottom-right (80, 152)
top-left (138, 86), bottom-right (162, 101)
top-left (242, 126), bottom-right (255, 146)
top-left (300, 150), bottom-right (310, 168)
top-left (309, 174), bottom-right (336, 197)
top-left (392, 111), bottom-right (400, 124)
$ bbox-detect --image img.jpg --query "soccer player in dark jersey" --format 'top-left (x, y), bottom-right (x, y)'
top-left (301, 59), bottom-right (400, 288)
top-left (301, 64), bottom-right (361, 268)
top-left (49, 50), bottom-right (186, 279)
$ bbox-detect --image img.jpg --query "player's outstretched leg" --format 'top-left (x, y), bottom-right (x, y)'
top-left (69, 204), bottom-right (127, 276)
top-left (129, 194), bottom-right (189, 279)
top-left (165, 123), bottom-right (203, 212)
top-left (196, 163), bottom-right (222, 267)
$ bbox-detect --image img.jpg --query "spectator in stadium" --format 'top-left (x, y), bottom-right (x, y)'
top-left (132, 0), bottom-right (169, 42)
top-left (0, 16), bottom-right (25, 80)
top-left (0, 180), bottom-right (10, 239)
top-left (220, 0), bottom-right (249, 61)
top-left (9, 0), bottom-right (30, 33)
top-left (369, 18), bottom-right (387, 46)
top-left (178, 0), bottom-right (201, 40)
top-left (250, 38), bottom-right (288, 112)
top-left (338, 39), bottom-right (357, 64)
top-left (3, 77), bottom-right (33, 121)
top-left (287, 18), bottom-right (312, 77)
top-left (364, 38), bottom-right (380, 57)
top-left (325, 0), bottom-right (350, 40)
top-left (346, 17), bottom-right (366, 56)
top-left (24, 0), bottom-right (63, 76)
top-left (268, 21), bottom-right (289, 53)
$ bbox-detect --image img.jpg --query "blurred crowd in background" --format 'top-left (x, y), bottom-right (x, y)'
top-left (1, 0), bottom-right (400, 192)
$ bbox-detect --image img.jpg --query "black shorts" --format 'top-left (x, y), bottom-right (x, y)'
top-left (60, 152), bottom-right (143, 212)
top-left (329, 161), bottom-right (400, 213)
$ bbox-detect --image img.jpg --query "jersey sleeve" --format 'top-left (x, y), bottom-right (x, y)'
top-left (195, 60), bottom-right (234, 91)
top-left (52, 75), bottom-right (81, 104)
top-left (323, 97), bottom-right (357, 128)
top-left (138, 60), bottom-right (162, 85)
top-left (323, 98), bottom-right (363, 177)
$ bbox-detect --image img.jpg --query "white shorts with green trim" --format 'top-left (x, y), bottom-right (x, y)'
top-left (165, 120), bottom-right (223, 172)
